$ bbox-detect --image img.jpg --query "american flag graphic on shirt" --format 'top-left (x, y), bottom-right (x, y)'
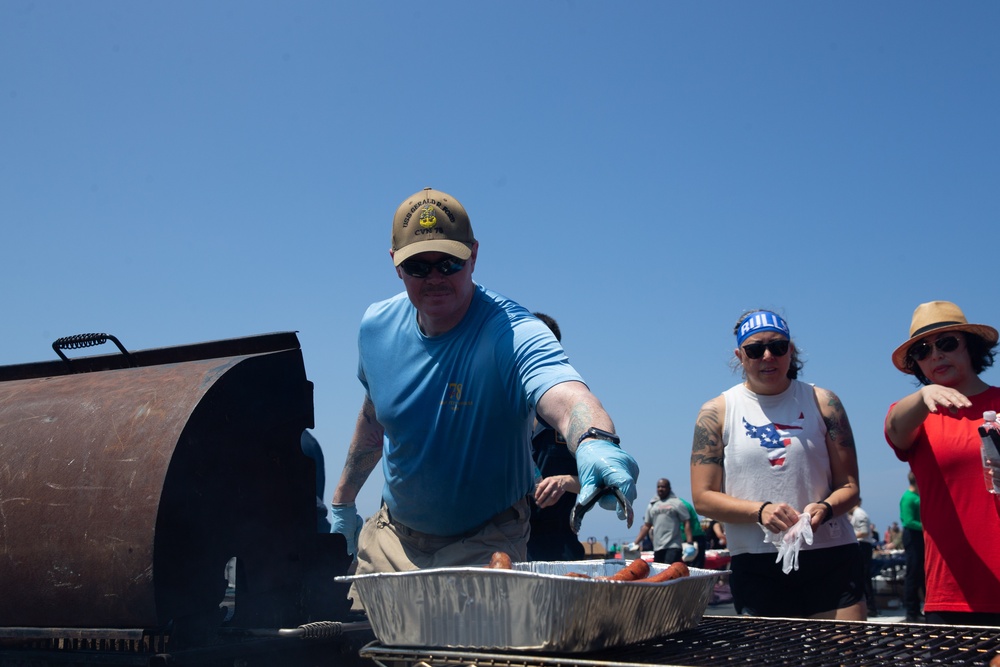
top-left (742, 413), bottom-right (804, 466)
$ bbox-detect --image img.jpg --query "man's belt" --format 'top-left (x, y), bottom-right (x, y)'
top-left (387, 503), bottom-right (521, 540)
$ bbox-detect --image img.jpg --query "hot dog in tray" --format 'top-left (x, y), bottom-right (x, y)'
top-left (487, 552), bottom-right (690, 583)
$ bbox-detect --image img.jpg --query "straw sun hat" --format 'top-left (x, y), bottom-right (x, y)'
top-left (891, 301), bottom-right (999, 373)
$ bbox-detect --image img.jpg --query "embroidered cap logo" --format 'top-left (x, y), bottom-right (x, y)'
top-left (418, 205), bottom-right (437, 229)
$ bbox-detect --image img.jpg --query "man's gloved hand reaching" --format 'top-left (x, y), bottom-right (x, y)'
top-left (575, 438), bottom-right (639, 522)
top-left (330, 502), bottom-right (363, 556)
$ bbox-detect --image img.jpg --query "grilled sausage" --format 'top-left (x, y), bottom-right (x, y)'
top-left (609, 557), bottom-right (651, 581)
top-left (487, 551), bottom-right (513, 569)
top-left (641, 561), bottom-right (690, 583)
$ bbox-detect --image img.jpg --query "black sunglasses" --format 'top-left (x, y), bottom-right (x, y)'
top-left (908, 335), bottom-right (961, 362)
top-left (399, 257), bottom-right (467, 279)
top-left (742, 339), bottom-right (790, 360)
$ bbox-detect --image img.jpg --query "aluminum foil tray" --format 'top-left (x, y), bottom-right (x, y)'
top-left (335, 560), bottom-right (726, 653)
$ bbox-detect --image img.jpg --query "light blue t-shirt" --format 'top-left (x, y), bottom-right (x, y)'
top-left (358, 284), bottom-right (583, 536)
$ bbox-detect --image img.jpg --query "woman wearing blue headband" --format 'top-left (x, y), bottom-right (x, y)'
top-left (689, 309), bottom-right (865, 620)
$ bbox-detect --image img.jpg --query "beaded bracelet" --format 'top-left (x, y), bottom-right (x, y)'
top-left (757, 501), bottom-right (772, 525)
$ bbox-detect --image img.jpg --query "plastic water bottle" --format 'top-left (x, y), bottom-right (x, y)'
top-left (977, 411), bottom-right (1000, 494)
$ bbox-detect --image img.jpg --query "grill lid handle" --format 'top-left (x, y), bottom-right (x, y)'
top-left (52, 333), bottom-right (137, 371)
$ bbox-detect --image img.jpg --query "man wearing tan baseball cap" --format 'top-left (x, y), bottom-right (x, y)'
top-left (330, 187), bottom-right (640, 586)
top-left (884, 300), bottom-right (1000, 626)
top-left (390, 187), bottom-right (475, 266)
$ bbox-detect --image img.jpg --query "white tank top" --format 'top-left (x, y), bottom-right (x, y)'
top-left (721, 380), bottom-right (855, 556)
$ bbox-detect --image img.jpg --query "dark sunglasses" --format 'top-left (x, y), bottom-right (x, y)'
top-left (908, 335), bottom-right (961, 362)
top-left (399, 257), bottom-right (467, 279)
top-left (742, 339), bottom-right (790, 360)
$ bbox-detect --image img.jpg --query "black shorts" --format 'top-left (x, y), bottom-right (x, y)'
top-left (729, 543), bottom-right (864, 617)
top-left (654, 547), bottom-right (682, 564)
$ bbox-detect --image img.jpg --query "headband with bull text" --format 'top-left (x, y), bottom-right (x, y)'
top-left (736, 311), bottom-right (790, 346)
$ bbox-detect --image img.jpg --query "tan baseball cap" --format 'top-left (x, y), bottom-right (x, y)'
top-left (391, 187), bottom-right (475, 266)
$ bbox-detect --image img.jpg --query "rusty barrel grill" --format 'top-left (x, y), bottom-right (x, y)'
top-left (0, 332), bottom-right (364, 664)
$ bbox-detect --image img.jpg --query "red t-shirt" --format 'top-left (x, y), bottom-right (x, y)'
top-left (886, 386), bottom-right (1000, 614)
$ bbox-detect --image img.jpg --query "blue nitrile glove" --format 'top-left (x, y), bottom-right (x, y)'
top-left (330, 502), bottom-right (363, 556)
top-left (575, 439), bottom-right (639, 521)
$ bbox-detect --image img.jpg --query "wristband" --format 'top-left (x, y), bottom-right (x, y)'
top-left (577, 427), bottom-right (620, 447)
top-left (756, 501), bottom-right (772, 525)
top-left (818, 501), bottom-right (833, 523)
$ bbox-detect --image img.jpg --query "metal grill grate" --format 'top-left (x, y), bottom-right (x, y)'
top-left (360, 617), bottom-right (1000, 667)
top-left (0, 628), bottom-right (168, 654)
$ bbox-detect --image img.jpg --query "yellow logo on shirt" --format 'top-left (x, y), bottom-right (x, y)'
top-left (443, 383), bottom-right (473, 412)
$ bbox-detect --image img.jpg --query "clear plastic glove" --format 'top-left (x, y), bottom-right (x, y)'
top-left (330, 502), bottom-right (363, 556)
top-left (761, 512), bottom-right (813, 574)
top-left (575, 439), bottom-right (639, 521)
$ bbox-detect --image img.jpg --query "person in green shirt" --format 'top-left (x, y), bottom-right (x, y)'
top-left (679, 497), bottom-right (707, 569)
top-left (900, 471), bottom-right (924, 623)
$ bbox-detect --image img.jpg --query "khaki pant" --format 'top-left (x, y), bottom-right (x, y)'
top-left (350, 499), bottom-right (530, 609)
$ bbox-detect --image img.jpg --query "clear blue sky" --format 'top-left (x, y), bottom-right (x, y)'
top-left (3, 2), bottom-right (998, 547)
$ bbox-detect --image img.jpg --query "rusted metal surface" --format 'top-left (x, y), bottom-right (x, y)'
top-left (0, 333), bottom-right (342, 633)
